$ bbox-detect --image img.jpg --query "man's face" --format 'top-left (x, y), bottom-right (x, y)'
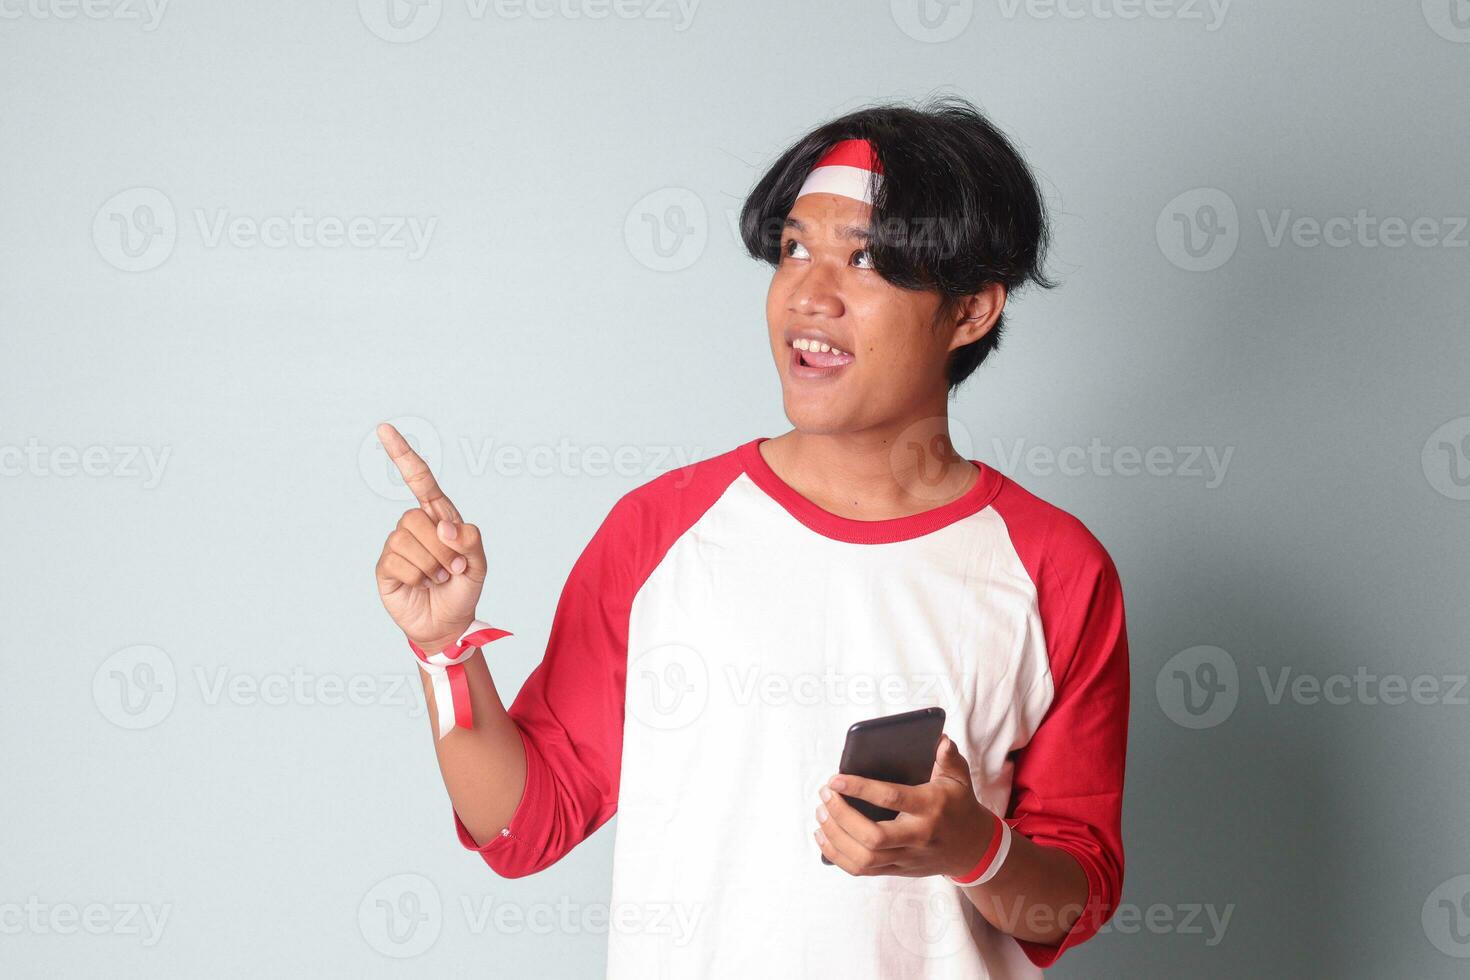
top-left (766, 192), bottom-right (953, 435)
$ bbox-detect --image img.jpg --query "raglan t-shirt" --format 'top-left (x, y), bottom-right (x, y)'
top-left (452, 437), bottom-right (1130, 979)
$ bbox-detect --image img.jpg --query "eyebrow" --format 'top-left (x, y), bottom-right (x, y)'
top-left (783, 217), bottom-right (871, 241)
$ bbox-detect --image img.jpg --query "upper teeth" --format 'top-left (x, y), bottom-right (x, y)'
top-left (793, 337), bottom-right (848, 356)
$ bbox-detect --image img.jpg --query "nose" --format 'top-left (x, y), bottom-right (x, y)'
top-left (788, 260), bottom-right (844, 319)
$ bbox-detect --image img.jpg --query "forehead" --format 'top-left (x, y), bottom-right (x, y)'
top-left (784, 192), bottom-right (874, 233)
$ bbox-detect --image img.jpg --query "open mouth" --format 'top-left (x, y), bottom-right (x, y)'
top-left (789, 337), bottom-right (855, 379)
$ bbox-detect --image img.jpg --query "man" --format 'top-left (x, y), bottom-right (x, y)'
top-left (374, 98), bottom-right (1129, 978)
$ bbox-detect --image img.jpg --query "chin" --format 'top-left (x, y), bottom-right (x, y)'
top-left (781, 394), bottom-right (856, 435)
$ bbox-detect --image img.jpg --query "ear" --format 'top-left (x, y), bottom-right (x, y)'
top-left (945, 281), bottom-right (1007, 352)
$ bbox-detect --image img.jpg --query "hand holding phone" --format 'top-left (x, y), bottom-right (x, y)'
top-left (820, 706), bottom-right (946, 864)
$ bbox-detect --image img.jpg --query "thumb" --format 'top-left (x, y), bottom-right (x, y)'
top-left (437, 519), bottom-right (488, 578)
top-left (931, 734), bottom-right (972, 786)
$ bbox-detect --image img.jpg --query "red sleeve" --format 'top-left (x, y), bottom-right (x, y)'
top-left (452, 454), bottom-right (743, 878)
top-left (993, 485), bottom-right (1130, 967)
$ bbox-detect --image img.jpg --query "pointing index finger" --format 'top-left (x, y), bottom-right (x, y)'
top-left (377, 422), bottom-right (463, 524)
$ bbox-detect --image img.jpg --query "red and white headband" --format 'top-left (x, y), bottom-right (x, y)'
top-left (796, 139), bottom-right (885, 206)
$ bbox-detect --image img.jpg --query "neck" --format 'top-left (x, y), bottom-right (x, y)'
top-left (760, 416), bottom-right (977, 521)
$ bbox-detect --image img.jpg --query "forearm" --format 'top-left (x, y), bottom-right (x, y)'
top-left (418, 652), bottom-right (527, 846)
top-left (957, 831), bottom-right (1089, 945)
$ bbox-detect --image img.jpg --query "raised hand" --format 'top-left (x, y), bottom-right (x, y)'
top-left (373, 422), bottom-right (487, 653)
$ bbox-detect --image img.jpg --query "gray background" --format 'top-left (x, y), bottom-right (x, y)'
top-left (3, 0), bottom-right (1469, 976)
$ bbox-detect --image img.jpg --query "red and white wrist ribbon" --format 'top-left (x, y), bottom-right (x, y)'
top-left (948, 810), bottom-right (1013, 886)
top-left (409, 620), bottom-right (512, 739)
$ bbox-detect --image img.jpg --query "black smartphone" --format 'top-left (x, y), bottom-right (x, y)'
top-left (820, 706), bottom-right (947, 865)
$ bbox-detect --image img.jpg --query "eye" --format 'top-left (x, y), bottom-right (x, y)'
top-left (851, 248), bottom-right (874, 269)
top-left (782, 238), bottom-right (810, 261)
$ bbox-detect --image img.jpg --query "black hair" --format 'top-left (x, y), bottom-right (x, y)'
top-left (740, 97), bottom-right (1055, 392)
